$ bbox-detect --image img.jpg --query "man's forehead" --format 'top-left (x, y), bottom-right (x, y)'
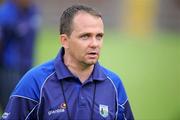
top-left (70, 11), bottom-right (103, 34)
top-left (72, 12), bottom-right (103, 26)
top-left (74, 11), bottom-right (100, 19)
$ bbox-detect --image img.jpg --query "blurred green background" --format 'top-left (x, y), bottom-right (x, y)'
top-left (34, 29), bottom-right (180, 120)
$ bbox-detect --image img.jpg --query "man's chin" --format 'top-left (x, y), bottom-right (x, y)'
top-left (86, 60), bottom-right (98, 65)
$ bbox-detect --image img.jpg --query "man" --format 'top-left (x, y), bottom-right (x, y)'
top-left (0, 0), bottom-right (40, 109)
top-left (1, 5), bottom-right (134, 120)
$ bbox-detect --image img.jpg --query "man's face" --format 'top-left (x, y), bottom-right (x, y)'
top-left (64, 12), bottom-right (104, 66)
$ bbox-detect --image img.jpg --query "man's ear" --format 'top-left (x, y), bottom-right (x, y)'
top-left (60, 34), bottom-right (69, 49)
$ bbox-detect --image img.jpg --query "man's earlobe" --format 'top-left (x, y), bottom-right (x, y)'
top-left (60, 34), bottom-right (69, 49)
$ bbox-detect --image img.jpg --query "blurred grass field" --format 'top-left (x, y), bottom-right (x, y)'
top-left (1, 30), bottom-right (179, 119)
top-left (35, 29), bottom-right (180, 120)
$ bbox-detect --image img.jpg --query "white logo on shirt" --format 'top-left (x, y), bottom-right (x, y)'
top-left (2, 112), bottom-right (10, 119)
top-left (48, 108), bottom-right (65, 116)
top-left (48, 102), bottom-right (67, 116)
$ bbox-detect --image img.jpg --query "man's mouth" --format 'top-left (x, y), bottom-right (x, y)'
top-left (87, 51), bottom-right (99, 57)
top-left (89, 52), bottom-right (97, 55)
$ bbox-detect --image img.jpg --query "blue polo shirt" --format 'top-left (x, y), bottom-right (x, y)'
top-left (1, 48), bottom-right (134, 120)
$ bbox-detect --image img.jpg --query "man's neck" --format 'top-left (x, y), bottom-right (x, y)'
top-left (66, 63), bottom-right (94, 83)
top-left (63, 54), bottom-right (94, 83)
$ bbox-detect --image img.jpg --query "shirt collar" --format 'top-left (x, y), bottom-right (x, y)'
top-left (54, 48), bottom-right (74, 80)
top-left (54, 48), bottom-right (107, 81)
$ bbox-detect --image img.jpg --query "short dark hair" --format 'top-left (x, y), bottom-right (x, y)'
top-left (59, 5), bottom-right (102, 36)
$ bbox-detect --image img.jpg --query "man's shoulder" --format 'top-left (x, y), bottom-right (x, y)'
top-left (101, 66), bottom-right (122, 84)
top-left (101, 66), bottom-right (128, 105)
top-left (29, 60), bottom-right (55, 77)
top-left (11, 60), bottom-right (55, 101)
top-left (22, 59), bottom-right (56, 85)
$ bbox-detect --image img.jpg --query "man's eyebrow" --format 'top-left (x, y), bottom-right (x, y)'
top-left (97, 33), bottom-right (104, 36)
top-left (79, 33), bottom-right (91, 37)
top-left (78, 32), bottom-right (104, 37)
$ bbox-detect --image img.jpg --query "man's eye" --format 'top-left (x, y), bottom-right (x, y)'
top-left (96, 35), bottom-right (103, 40)
top-left (81, 35), bottom-right (89, 40)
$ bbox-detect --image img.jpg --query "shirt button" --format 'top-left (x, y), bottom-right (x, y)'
top-left (80, 96), bottom-right (84, 100)
top-left (79, 95), bottom-right (86, 106)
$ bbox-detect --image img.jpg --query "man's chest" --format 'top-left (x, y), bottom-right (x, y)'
top-left (37, 80), bottom-right (117, 120)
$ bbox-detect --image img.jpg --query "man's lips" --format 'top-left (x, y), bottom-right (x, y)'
top-left (87, 51), bottom-right (99, 55)
top-left (87, 51), bottom-right (99, 57)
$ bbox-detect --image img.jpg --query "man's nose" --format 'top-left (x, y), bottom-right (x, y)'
top-left (90, 37), bottom-right (98, 47)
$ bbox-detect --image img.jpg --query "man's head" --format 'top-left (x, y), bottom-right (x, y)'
top-left (60, 5), bottom-right (104, 67)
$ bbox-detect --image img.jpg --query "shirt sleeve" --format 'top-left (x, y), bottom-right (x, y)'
top-left (1, 69), bottom-right (40, 119)
top-left (117, 80), bottom-right (134, 120)
top-left (1, 96), bottom-right (38, 119)
top-left (101, 67), bottom-right (134, 120)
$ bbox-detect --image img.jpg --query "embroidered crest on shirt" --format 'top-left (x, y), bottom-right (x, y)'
top-left (99, 104), bottom-right (109, 118)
